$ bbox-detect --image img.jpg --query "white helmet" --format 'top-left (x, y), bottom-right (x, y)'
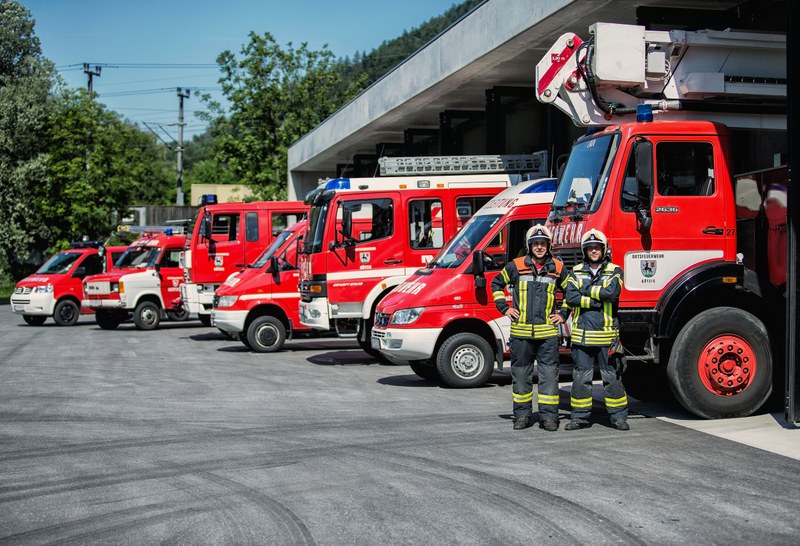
top-left (526, 224), bottom-right (552, 254)
top-left (580, 228), bottom-right (608, 259)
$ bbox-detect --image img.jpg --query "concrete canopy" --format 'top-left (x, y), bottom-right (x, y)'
top-left (287, 0), bottom-right (754, 199)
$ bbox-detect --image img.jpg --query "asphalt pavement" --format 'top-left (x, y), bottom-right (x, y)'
top-left (1, 308), bottom-right (798, 545)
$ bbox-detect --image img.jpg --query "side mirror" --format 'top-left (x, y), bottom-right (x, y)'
top-left (72, 266), bottom-right (86, 279)
top-left (634, 138), bottom-right (654, 231)
top-left (269, 256), bottom-right (280, 281)
top-left (199, 214), bottom-right (212, 240)
top-left (472, 250), bottom-right (486, 288)
top-left (341, 208), bottom-right (353, 241)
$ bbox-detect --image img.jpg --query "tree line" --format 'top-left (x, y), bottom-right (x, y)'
top-left (0, 0), bottom-right (480, 282)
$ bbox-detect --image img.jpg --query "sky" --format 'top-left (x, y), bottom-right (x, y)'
top-left (20, 0), bottom-right (465, 142)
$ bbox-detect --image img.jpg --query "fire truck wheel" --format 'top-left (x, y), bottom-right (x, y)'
top-left (198, 314), bottom-right (212, 327)
top-left (409, 360), bottom-right (440, 381)
top-left (166, 309), bottom-right (190, 322)
top-left (666, 307), bottom-right (772, 419)
top-left (95, 310), bottom-right (122, 330)
top-left (53, 300), bottom-right (80, 326)
top-left (436, 333), bottom-right (495, 388)
top-left (23, 315), bottom-right (47, 326)
top-left (246, 316), bottom-right (286, 353)
top-left (133, 301), bottom-right (161, 331)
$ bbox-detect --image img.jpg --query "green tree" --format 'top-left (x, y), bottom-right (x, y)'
top-left (43, 89), bottom-right (174, 250)
top-left (0, 0), bottom-right (57, 278)
top-left (209, 32), bottom-right (363, 200)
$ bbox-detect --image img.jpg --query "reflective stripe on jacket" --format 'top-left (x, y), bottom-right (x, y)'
top-left (565, 260), bottom-right (623, 346)
top-left (491, 255), bottom-right (570, 339)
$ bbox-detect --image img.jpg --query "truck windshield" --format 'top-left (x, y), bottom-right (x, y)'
top-left (36, 252), bottom-right (82, 274)
top-left (116, 246), bottom-right (162, 268)
top-left (428, 214), bottom-right (502, 269)
top-left (302, 203), bottom-right (329, 254)
top-left (553, 133), bottom-right (619, 213)
top-left (252, 229), bottom-right (297, 268)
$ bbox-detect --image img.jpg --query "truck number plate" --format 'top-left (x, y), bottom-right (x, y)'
top-left (370, 337), bottom-right (380, 350)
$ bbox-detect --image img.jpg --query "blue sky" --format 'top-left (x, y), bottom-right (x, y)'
top-left (21, 0), bottom-right (465, 140)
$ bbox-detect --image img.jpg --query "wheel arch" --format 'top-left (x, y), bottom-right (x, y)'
top-left (134, 293), bottom-right (162, 309)
top-left (434, 318), bottom-right (500, 367)
top-left (245, 303), bottom-right (292, 338)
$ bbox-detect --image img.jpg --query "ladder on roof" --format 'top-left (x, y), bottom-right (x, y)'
top-left (378, 152), bottom-right (548, 177)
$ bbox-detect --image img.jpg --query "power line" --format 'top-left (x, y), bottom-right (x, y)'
top-left (57, 62), bottom-right (218, 69)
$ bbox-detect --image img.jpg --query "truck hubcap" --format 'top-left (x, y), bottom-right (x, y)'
top-left (698, 335), bottom-right (755, 396)
top-left (451, 345), bottom-right (483, 378)
top-left (141, 307), bottom-right (158, 326)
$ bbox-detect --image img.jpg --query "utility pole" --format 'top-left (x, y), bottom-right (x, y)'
top-left (176, 87), bottom-right (190, 206)
top-left (83, 63), bottom-right (101, 95)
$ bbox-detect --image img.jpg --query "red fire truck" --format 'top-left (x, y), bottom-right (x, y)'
top-left (535, 22), bottom-right (787, 418)
top-left (371, 178), bottom-right (557, 386)
top-left (11, 241), bottom-right (127, 326)
top-left (180, 200), bottom-right (306, 326)
top-left (298, 154), bottom-right (548, 356)
top-left (212, 220), bottom-right (308, 352)
top-left (82, 229), bottom-right (189, 330)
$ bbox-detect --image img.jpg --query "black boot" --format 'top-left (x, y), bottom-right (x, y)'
top-left (513, 416), bottom-right (532, 430)
top-left (564, 418), bottom-right (591, 431)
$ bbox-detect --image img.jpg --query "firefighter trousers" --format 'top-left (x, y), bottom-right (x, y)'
top-left (510, 336), bottom-right (560, 421)
top-left (570, 344), bottom-right (628, 422)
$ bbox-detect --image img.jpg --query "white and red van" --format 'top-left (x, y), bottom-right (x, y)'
top-left (212, 220), bottom-right (308, 352)
top-left (82, 231), bottom-right (188, 330)
top-left (372, 178), bottom-right (557, 387)
top-left (11, 241), bottom-right (127, 326)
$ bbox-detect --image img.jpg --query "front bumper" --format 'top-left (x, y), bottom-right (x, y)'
top-left (211, 309), bottom-right (248, 333)
top-left (371, 326), bottom-right (442, 361)
top-left (180, 283), bottom-right (215, 315)
top-left (82, 298), bottom-right (127, 309)
top-left (10, 293), bottom-right (56, 316)
top-left (299, 298), bottom-right (330, 330)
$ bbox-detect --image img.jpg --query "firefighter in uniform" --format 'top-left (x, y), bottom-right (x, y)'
top-left (564, 229), bottom-right (629, 431)
top-left (491, 225), bottom-right (570, 431)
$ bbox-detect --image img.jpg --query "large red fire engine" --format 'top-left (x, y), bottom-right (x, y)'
top-left (11, 241), bottom-right (127, 326)
top-left (82, 228), bottom-right (189, 330)
top-left (298, 154), bottom-right (548, 356)
top-left (535, 22), bottom-right (787, 418)
top-left (371, 178), bottom-right (557, 387)
top-left (212, 220), bottom-right (309, 352)
top-left (180, 200), bottom-right (306, 326)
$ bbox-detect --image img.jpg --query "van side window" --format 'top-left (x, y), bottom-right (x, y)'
top-left (161, 248), bottom-right (182, 268)
top-left (409, 199), bottom-right (443, 249)
top-left (81, 254), bottom-right (104, 275)
top-left (656, 142), bottom-right (715, 197)
top-left (456, 197), bottom-right (492, 230)
top-left (245, 212), bottom-right (259, 242)
top-left (212, 213), bottom-right (240, 242)
top-left (336, 198), bottom-right (393, 243)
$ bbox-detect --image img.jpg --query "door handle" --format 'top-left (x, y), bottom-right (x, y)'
top-left (384, 259), bottom-right (402, 265)
top-left (702, 226), bottom-right (724, 235)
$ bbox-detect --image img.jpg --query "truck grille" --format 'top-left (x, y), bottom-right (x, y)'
top-left (14, 287), bottom-right (31, 295)
top-left (374, 312), bottom-right (391, 327)
top-left (553, 247), bottom-right (582, 269)
top-left (85, 282), bottom-right (110, 295)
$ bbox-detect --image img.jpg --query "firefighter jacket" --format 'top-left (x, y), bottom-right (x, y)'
top-left (565, 259), bottom-right (623, 347)
top-left (491, 254), bottom-right (570, 339)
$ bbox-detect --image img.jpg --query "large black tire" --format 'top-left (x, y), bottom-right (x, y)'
top-left (166, 308), bottom-right (190, 321)
top-left (357, 318), bottom-right (384, 359)
top-left (133, 301), bottom-right (161, 331)
top-left (53, 299), bottom-right (80, 326)
top-left (198, 313), bottom-right (212, 327)
top-left (246, 315), bottom-right (287, 353)
top-left (410, 360), bottom-right (440, 381)
top-left (23, 315), bottom-right (47, 326)
top-left (666, 307), bottom-right (772, 419)
top-left (435, 333), bottom-right (495, 388)
top-left (95, 310), bottom-right (122, 330)
top-left (622, 361), bottom-right (672, 402)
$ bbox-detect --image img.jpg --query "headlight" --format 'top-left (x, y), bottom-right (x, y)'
top-left (33, 284), bottom-right (54, 293)
top-left (216, 295), bottom-right (238, 308)
top-left (110, 282), bottom-right (120, 293)
top-left (390, 307), bottom-right (424, 325)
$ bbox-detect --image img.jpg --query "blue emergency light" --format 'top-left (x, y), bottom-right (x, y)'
top-left (323, 178), bottom-right (351, 190)
top-left (636, 104), bottom-right (654, 122)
